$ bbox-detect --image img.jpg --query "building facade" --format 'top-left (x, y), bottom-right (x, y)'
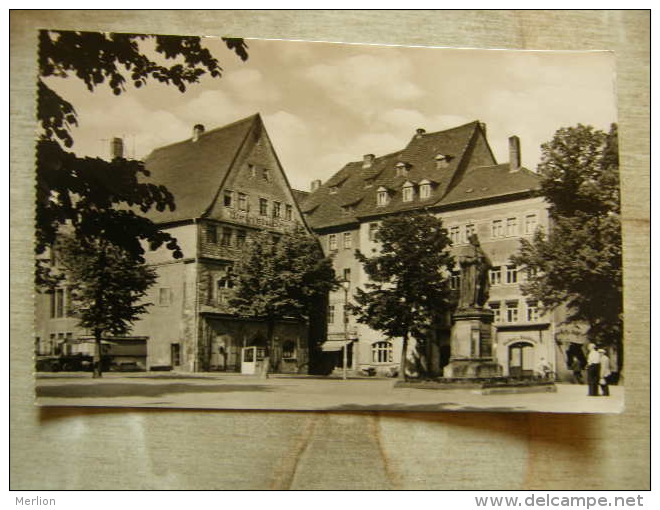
top-left (35, 114), bottom-right (312, 373)
top-left (301, 122), bottom-right (579, 380)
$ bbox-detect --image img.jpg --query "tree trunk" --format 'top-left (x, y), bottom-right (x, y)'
top-left (398, 333), bottom-right (409, 381)
top-left (266, 318), bottom-right (276, 375)
top-left (93, 329), bottom-right (103, 378)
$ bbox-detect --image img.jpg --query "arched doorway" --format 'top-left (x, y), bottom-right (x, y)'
top-left (508, 341), bottom-right (534, 377)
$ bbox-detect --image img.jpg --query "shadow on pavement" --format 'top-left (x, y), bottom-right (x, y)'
top-left (36, 383), bottom-right (273, 399)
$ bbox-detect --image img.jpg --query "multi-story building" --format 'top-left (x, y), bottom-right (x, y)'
top-left (35, 114), bottom-right (312, 373)
top-left (301, 122), bottom-right (577, 379)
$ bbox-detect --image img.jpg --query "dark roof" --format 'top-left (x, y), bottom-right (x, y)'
top-left (142, 114), bottom-right (259, 224)
top-left (291, 189), bottom-right (311, 205)
top-left (440, 163), bottom-right (540, 206)
top-left (301, 121), bottom-right (541, 230)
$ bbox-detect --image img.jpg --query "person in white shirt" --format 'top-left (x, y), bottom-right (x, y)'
top-left (586, 343), bottom-right (601, 396)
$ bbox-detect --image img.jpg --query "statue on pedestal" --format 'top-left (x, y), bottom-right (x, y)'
top-left (457, 234), bottom-right (491, 310)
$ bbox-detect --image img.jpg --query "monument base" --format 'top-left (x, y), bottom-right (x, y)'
top-left (442, 306), bottom-right (502, 379)
top-left (443, 358), bottom-right (503, 378)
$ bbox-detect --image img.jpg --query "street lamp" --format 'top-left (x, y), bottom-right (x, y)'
top-left (340, 279), bottom-right (351, 380)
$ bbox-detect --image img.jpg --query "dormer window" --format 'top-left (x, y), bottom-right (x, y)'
top-left (435, 154), bottom-right (451, 169)
top-left (419, 179), bottom-right (433, 199)
top-left (395, 162), bottom-right (410, 177)
top-left (376, 186), bottom-right (390, 207)
top-left (402, 181), bottom-right (415, 202)
top-left (329, 186), bottom-right (339, 194)
top-left (364, 178), bottom-right (374, 188)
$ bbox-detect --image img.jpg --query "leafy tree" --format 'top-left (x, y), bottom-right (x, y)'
top-left (348, 211), bottom-right (454, 380)
top-left (36, 30), bottom-right (249, 261)
top-left (230, 229), bottom-right (337, 371)
top-left (54, 235), bottom-right (158, 377)
top-left (512, 124), bottom-right (623, 369)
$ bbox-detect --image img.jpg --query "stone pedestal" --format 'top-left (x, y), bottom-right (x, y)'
top-left (443, 308), bottom-right (503, 379)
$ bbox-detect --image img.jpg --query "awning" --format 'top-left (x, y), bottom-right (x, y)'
top-left (321, 340), bottom-right (353, 352)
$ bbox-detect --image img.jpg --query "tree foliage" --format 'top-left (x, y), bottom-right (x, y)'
top-left (512, 124), bottom-right (622, 360)
top-left (348, 211), bottom-right (454, 379)
top-left (36, 30), bottom-right (249, 260)
top-left (230, 229), bottom-right (337, 366)
top-left (55, 235), bottom-right (158, 377)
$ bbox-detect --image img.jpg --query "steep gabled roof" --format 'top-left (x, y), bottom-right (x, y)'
top-left (301, 122), bottom-right (483, 229)
top-left (143, 114), bottom-right (259, 224)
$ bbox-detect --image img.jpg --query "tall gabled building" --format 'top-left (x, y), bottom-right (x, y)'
top-left (131, 114), bottom-right (312, 373)
top-left (301, 122), bottom-right (573, 379)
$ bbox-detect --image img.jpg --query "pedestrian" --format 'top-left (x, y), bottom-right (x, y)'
top-left (537, 357), bottom-right (553, 380)
top-left (585, 343), bottom-right (601, 396)
top-left (599, 348), bottom-right (611, 396)
top-left (570, 357), bottom-right (583, 384)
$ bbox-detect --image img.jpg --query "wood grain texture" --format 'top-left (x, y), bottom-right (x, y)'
top-left (10, 10), bottom-right (650, 490)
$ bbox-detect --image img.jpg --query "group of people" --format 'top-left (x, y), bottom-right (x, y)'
top-left (583, 343), bottom-right (612, 396)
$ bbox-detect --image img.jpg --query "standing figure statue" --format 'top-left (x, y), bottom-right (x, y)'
top-left (458, 234), bottom-right (492, 310)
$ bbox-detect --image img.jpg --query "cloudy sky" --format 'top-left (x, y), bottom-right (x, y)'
top-left (46, 36), bottom-right (618, 191)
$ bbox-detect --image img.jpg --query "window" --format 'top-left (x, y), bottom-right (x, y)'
top-left (328, 234), bottom-right (338, 252)
top-left (526, 301), bottom-right (539, 322)
top-left (489, 267), bottom-right (502, 285)
top-left (449, 270), bottom-right (461, 290)
top-left (342, 268), bottom-right (351, 283)
top-left (221, 227), bottom-right (233, 247)
top-left (159, 288), bottom-right (172, 306)
top-left (206, 224), bottom-right (217, 244)
top-left (282, 340), bottom-right (296, 359)
top-left (368, 223), bottom-right (378, 241)
top-left (419, 182), bottom-right (431, 199)
top-left (372, 341), bottom-right (393, 363)
top-left (259, 198), bottom-right (268, 216)
top-left (216, 274), bottom-right (234, 305)
top-left (449, 226), bottom-right (461, 245)
top-left (50, 288), bottom-right (65, 318)
top-left (343, 232), bottom-right (352, 249)
top-left (489, 302), bottom-right (501, 323)
top-left (506, 217), bottom-right (518, 237)
top-left (491, 219), bottom-right (503, 238)
top-left (262, 168), bottom-right (270, 182)
top-left (506, 265), bottom-right (518, 284)
top-left (329, 186), bottom-right (339, 195)
top-left (238, 193), bottom-right (248, 211)
top-left (395, 163), bottom-right (409, 177)
top-left (236, 230), bottom-right (247, 247)
top-left (248, 164), bottom-right (257, 178)
top-left (223, 191), bottom-right (233, 208)
top-left (171, 343), bottom-right (181, 366)
top-left (376, 189), bottom-right (389, 206)
top-left (272, 201), bottom-right (281, 218)
top-left (506, 301), bottom-right (519, 323)
top-left (328, 305), bottom-right (335, 324)
top-left (464, 223), bottom-right (476, 243)
top-left (285, 204), bottom-right (293, 221)
top-left (525, 214), bottom-right (538, 234)
top-left (402, 185), bottom-right (414, 202)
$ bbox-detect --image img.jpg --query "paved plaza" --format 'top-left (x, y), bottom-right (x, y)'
top-left (35, 373), bottom-right (624, 413)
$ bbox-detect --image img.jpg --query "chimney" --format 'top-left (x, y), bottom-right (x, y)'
top-left (192, 124), bottom-right (205, 142)
top-left (311, 179), bottom-right (322, 192)
top-left (362, 154), bottom-right (375, 169)
top-left (111, 137), bottom-right (124, 159)
top-left (509, 135), bottom-right (521, 172)
top-left (415, 128), bottom-right (426, 139)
